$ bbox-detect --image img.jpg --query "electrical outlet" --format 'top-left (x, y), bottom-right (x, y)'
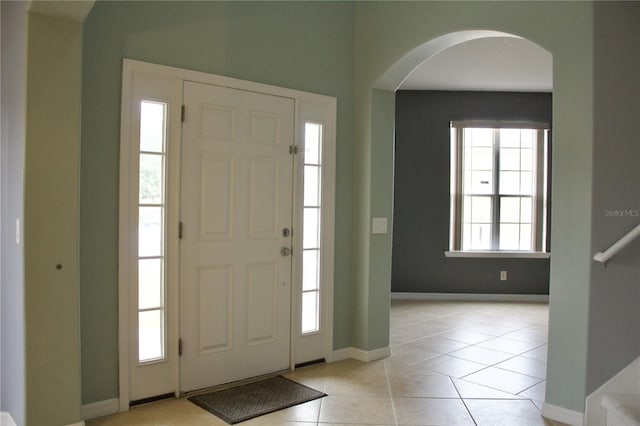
top-left (500, 271), bottom-right (508, 281)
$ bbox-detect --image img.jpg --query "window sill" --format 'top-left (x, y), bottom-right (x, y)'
top-left (444, 251), bottom-right (551, 259)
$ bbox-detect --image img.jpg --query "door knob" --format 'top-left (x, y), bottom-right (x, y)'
top-left (280, 247), bottom-right (292, 257)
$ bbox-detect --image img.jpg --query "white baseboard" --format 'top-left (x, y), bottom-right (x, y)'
top-left (329, 346), bottom-right (391, 363)
top-left (81, 398), bottom-right (119, 420)
top-left (1, 412), bottom-right (17, 426)
top-left (542, 403), bottom-right (584, 426)
top-left (391, 292), bottom-right (549, 303)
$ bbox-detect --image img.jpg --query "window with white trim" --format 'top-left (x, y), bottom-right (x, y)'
top-left (449, 122), bottom-right (550, 253)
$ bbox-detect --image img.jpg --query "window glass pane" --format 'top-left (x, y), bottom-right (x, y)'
top-left (304, 123), bottom-right (322, 165)
top-left (139, 206), bottom-right (163, 257)
top-left (469, 171), bottom-right (493, 194)
top-left (499, 224), bottom-right (520, 250)
top-left (471, 224), bottom-right (491, 249)
top-left (139, 259), bottom-right (162, 310)
top-left (520, 198), bottom-right (532, 223)
top-left (500, 197), bottom-right (521, 223)
top-left (303, 250), bottom-right (320, 291)
top-left (139, 154), bottom-right (163, 204)
top-left (139, 310), bottom-right (164, 362)
top-left (467, 128), bottom-right (492, 147)
top-left (520, 129), bottom-right (535, 148)
top-left (471, 147), bottom-right (493, 170)
top-left (520, 224), bottom-right (533, 250)
top-left (471, 196), bottom-right (492, 223)
top-left (520, 171), bottom-right (533, 195)
top-left (500, 148), bottom-right (520, 171)
top-left (303, 207), bottom-right (320, 249)
top-left (499, 171), bottom-right (520, 195)
top-left (140, 101), bottom-right (165, 153)
top-left (301, 291), bottom-right (319, 333)
top-left (463, 196), bottom-right (472, 222)
top-left (520, 148), bottom-right (533, 171)
top-left (304, 165), bottom-right (321, 207)
top-left (462, 224), bottom-right (472, 249)
top-left (500, 129), bottom-right (521, 147)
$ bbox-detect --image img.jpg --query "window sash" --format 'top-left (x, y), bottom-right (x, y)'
top-left (450, 123), bottom-right (548, 252)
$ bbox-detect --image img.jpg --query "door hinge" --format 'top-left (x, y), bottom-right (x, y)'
top-left (289, 145), bottom-right (299, 155)
top-left (179, 338), bottom-right (183, 356)
top-left (179, 222), bottom-right (183, 239)
top-left (181, 105), bottom-right (185, 123)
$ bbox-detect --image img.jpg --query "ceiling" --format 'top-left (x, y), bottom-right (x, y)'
top-left (398, 37), bottom-right (552, 92)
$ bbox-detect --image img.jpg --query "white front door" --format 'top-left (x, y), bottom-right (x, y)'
top-left (179, 81), bottom-right (295, 392)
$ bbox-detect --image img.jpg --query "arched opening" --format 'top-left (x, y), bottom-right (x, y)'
top-left (382, 29), bottom-right (555, 412)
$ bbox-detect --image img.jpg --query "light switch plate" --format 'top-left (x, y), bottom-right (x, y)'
top-left (372, 217), bottom-right (388, 234)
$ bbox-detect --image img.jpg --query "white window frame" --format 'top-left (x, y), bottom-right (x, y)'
top-left (119, 59), bottom-right (336, 410)
top-left (445, 120), bottom-right (551, 259)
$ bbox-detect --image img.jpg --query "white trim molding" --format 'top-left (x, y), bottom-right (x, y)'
top-left (391, 292), bottom-right (549, 303)
top-left (81, 398), bottom-right (119, 421)
top-left (445, 250), bottom-right (551, 259)
top-left (329, 346), bottom-right (391, 363)
top-left (64, 422), bottom-right (85, 426)
top-left (1, 412), bottom-right (17, 426)
top-left (541, 403), bottom-right (584, 426)
top-left (119, 59), bottom-right (336, 408)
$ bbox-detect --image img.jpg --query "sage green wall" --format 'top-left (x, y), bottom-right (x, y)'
top-left (25, 11), bottom-right (83, 425)
top-left (81, 1), bottom-right (355, 404)
top-left (352, 1), bottom-right (594, 413)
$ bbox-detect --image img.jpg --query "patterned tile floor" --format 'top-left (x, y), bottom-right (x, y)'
top-left (88, 300), bottom-right (569, 425)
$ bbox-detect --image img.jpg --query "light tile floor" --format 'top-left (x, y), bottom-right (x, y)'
top-left (88, 300), bottom-right (569, 425)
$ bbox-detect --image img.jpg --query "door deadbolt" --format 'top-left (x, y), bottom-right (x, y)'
top-left (282, 227), bottom-right (290, 237)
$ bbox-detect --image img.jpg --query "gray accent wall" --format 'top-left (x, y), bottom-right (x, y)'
top-left (0, 2), bottom-right (27, 425)
top-left (392, 91), bottom-right (552, 294)
top-left (587, 1), bottom-right (640, 395)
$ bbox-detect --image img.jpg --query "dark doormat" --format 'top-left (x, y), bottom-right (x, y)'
top-left (188, 376), bottom-right (326, 424)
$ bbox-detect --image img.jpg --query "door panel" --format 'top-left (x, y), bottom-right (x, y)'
top-left (180, 81), bottom-right (294, 392)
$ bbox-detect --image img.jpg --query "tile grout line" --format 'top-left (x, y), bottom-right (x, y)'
top-left (382, 361), bottom-right (399, 426)
top-left (449, 375), bottom-right (478, 426)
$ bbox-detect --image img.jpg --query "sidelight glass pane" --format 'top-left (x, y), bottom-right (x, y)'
top-left (140, 101), bottom-right (165, 153)
top-left (303, 207), bottom-right (320, 249)
top-left (139, 310), bottom-right (164, 362)
top-left (520, 172), bottom-right (533, 195)
top-left (138, 258), bottom-right (162, 310)
top-left (139, 206), bottom-right (163, 257)
top-left (304, 165), bottom-right (321, 207)
top-left (520, 197), bottom-right (532, 223)
top-left (304, 123), bottom-right (322, 165)
top-left (139, 154), bottom-right (164, 204)
top-left (301, 291), bottom-right (319, 333)
top-left (303, 250), bottom-right (320, 292)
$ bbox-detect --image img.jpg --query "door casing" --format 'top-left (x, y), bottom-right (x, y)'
top-left (118, 59), bottom-right (336, 410)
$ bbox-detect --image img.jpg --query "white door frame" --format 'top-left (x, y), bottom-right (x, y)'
top-left (118, 59), bottom-right (336, 411)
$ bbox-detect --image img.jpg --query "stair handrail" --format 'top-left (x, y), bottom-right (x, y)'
top-left (593, 223), bottom-right (640, 266)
